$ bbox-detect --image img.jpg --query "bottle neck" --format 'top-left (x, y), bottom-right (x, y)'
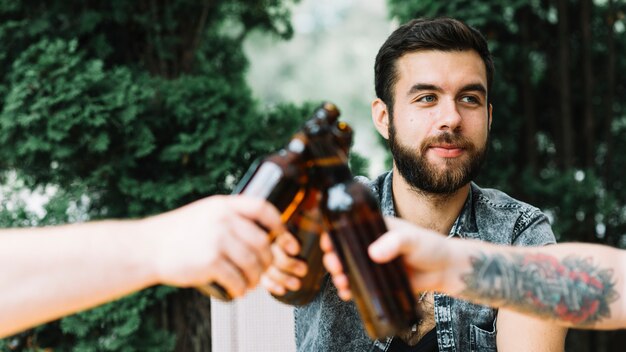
top-left (313, 163), bottom-right (352, 187)
top-left (306, 137), bottom-right (352, 187)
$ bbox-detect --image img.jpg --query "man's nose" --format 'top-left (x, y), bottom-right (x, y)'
top-left (437, 99), bottom-right (462, 132)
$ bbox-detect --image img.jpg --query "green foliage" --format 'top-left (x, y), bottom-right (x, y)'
top-left (349, 152), bottom-right (369, 177)
top-left (0, 173), bottom-right (41, 228)
top-left (55, 287), bottom-right (176, 352)
top-left (0, 0), bottom-right (304, 350)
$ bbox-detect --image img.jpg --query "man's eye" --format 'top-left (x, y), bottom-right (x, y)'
top-left (461, 96), bottom-right (479, 104)
top-left (418, 95), bottom-right (436, 103)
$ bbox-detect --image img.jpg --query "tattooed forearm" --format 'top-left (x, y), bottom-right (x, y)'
top-left (461, 253), bottom-right (620, 326)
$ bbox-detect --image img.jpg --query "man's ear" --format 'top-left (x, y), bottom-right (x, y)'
top-left (372, 98), bottom-right (390, 139)
top-left (488, 103), bottom-right (493, 132)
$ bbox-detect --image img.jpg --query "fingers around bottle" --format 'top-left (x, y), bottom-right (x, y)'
top-left (261, 274), bottom-right (286, 296)
top-left (231, 196), bottom-right (285, 235)
top-left (275, 231), bottom-right (301, 257)
top-left (230, 216), bottom-right (274, 269)
top-left (263, 265), bottom-right (302, 291)
top-left (271, 242), bottom-right (308, 277)
top-left (210, 257), bottom-right (248, 298)
top-left (368, 231), bottom-right (404, 263)
top-left (332, 274), bottom-right (352, 301)
top-left (337, 290), bottom-right (352, 301)
top-left (222, 234), bottom-right (266, 289)
top-left (319, 232), bottom-right (334, 253)
top-left (322, 250), bottom-right (343, 276)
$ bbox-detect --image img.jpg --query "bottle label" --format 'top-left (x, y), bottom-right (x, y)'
top-left (288, 138), bottom-right (305, 153)
top-left (241, 162), bottom-right (283, 199)
top-left (327, 183), bottom-right (353, 211)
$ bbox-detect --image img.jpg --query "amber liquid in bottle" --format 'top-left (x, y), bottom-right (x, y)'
top-left (272, 187), bottom-right (327, 305)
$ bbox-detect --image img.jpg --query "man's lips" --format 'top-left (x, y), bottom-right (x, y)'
top-left (428, 144), bottom-right (465, 158)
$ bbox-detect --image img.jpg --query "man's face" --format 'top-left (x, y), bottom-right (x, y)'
top-left (379, 50), bottom-right (491, 194)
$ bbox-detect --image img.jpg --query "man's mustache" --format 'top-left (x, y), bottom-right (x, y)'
top-left (420, 133), bottom-right (475, 153)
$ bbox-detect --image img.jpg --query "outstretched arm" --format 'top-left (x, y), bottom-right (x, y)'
top-left (0, 195), bottom-right (288, 338)
top-left (324, 216), bottom-right (626, 330)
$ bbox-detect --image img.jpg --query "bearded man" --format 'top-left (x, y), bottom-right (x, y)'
top-left (265, 17), bottom-right (568, 352)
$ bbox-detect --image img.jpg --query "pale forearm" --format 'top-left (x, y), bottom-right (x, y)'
top-left (0, 195), bottom-right (283, 338)
top-left (0, 219), bottom-right (157, 338)
top-left (446, 240), bottom-right (626, 330)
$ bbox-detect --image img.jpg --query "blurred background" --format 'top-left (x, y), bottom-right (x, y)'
top-left (244, 0), bottom-right (391, 176)
top-left (1, 0), bottom-right (625, 351)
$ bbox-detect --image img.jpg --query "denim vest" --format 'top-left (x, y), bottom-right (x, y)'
top-left (294, 171), bottom-right (556, 352)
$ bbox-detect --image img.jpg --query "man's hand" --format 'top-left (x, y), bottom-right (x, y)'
top-left (147, 195), bottom-right (285, 298)
top-left (321, 216), bottom-right (453, 300)
top-left (261, 232), bottom-right (308, 296)
top-left (319, 232), bottom-right (351, 300)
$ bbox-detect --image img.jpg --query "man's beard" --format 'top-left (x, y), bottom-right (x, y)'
top-left (388, 119), bottom-right (488, 195)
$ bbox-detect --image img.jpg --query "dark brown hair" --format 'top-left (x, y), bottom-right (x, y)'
top-left (374, 17), bottom-right (494, 112)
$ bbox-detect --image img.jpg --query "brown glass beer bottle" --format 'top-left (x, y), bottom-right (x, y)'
top-left (272, 102), bottom-right (350, 305)
top-left (197, 103), bottom-right (340, 301)
top-left (304, 115), bottom-right (420, 339)
top-left (323, 180), bottom-right (419, 338)
top-left (272, 187), bottom-right (327, 305)
top-left (197, 135), bottom-right (309, 301)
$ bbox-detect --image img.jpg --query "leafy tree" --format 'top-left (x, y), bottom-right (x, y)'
top-left (387, 1), bottom-right (626, 350)
top-left (0, 1), bottom-right (315, 351)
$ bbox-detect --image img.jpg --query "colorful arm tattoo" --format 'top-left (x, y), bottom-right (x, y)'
top-left (461, 253), bottom-right (620, 326)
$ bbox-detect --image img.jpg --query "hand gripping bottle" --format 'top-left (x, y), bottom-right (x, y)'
top-left (272, 103), bottom-right (346, 305)
top-left (197, 103), bottom-right (337, 301)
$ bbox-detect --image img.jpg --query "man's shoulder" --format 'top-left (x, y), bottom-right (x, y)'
top-left (470, 182), bottom-right (540, 212)
top-left (469, 183), bottom-right (555, 245)
top-left (353, 174), bottom-right (372, 186)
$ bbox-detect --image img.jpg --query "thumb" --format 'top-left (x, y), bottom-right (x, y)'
top-left (369, 231), bottom-right (410, 263)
